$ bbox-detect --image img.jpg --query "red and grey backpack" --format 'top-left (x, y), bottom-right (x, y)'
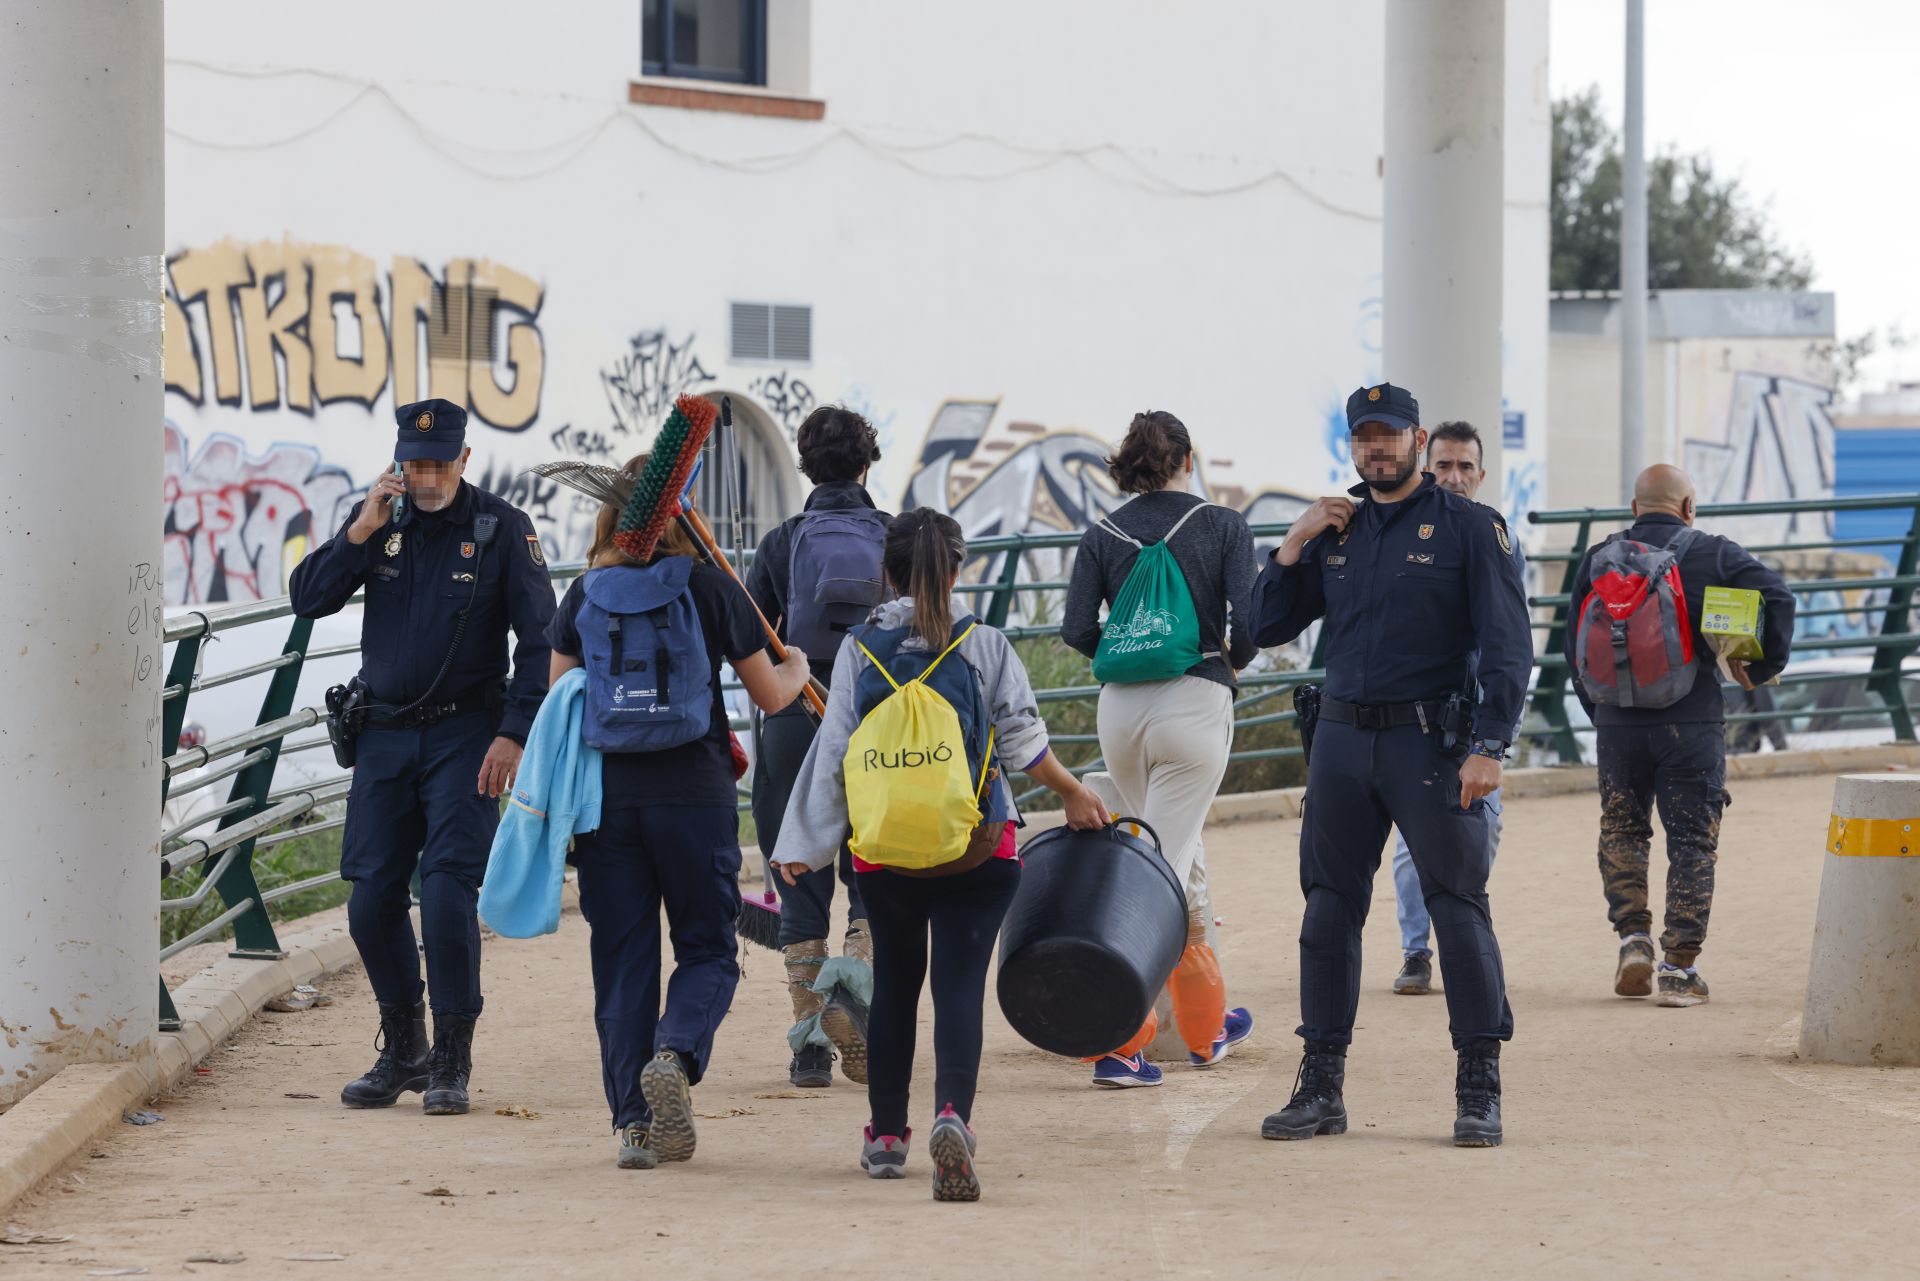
top-left (1573, 530), bottom-right (1700, 709)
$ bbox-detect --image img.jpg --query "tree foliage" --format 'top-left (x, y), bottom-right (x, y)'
top-left (1551, 87), bottom-right (1813, 293)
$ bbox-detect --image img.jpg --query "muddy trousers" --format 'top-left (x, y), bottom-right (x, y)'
top-left (1595, 722), bottom-right (1728, 968)
top-left (1297, 721), bottom-right (1513, 1052)
top-left (1097, 677), bottom-right (1233, 1057)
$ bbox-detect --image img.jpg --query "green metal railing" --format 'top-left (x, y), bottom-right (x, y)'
top-left (155, 492), bottom-right (1920, 1022)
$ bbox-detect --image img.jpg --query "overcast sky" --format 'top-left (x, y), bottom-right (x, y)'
top-left (1551, 0), bottom-right (1919, 395)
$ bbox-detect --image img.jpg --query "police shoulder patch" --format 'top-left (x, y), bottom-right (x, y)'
top-left (525, 533), bottom-right (547, 567)
top-left (1492, 518), bottom-right (1512, 556)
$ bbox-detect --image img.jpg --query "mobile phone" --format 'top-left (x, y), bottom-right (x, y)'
top-left (389, 462), bottom-right (405, 522)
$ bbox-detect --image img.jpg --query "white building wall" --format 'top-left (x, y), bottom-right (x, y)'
top-left (161, 2), bottom-right (1549, 606)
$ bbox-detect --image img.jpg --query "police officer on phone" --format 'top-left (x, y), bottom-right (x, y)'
top-left (1252, 383), bottom-right (1531, 1148)
top-left (291, 398), bottom-right (555, 1115)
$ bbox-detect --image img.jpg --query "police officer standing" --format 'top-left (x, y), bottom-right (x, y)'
top-left (1253, 384), bottom-right (1532, 1148)
top-left (291, 399), bottom-right (555, 1115)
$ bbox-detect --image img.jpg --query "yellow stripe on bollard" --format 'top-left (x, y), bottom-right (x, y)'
top-left (1826, 814), bottom-right (1920, 857)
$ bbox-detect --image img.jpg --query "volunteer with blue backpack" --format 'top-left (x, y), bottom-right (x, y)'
top-left (548, 454), bottom-right (814, 1171)
top-left (745, 406), bottom-right (889, 1089)
top-left (1061, 410), bottom-right (1256, 1086)
top-left (771, 508), bottom-right (1107, 1202)
top-left (1564, 464), bottom-right (1794, 1007)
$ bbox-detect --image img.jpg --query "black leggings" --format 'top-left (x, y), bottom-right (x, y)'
top-left (857, 859), bottom-right (1020, 1137)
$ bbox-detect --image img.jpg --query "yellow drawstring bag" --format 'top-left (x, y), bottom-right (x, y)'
top-left (844, 623), bottom-right (995, 871)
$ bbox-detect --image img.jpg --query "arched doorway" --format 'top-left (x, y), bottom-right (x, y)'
top-left (692, 391), bottom-right (802, 552)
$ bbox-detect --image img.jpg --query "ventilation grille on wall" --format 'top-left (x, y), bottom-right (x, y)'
top-left (730, 301), bottom-right (811, 363)
top-left (429, 284), bottom-right (497, 362)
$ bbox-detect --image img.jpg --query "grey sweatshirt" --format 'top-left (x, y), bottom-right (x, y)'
top-left (771, 596), bottom-right (1052, 872)
top-left (1061, 490), bottom-right (1259, 691)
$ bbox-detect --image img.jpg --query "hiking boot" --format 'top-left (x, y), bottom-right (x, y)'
top-left (1453, 1040), bottom-right (1503, 1148)
top-left (928, 1106), bottom-right (980, 1202)
top-left (1190, 1007), bottom-right (1254, 1068)
top-left (616, 1124), bottom-right (657, 1170)
top-left (860, 1125), bottom-right (911, 1179)
top-left (1655, 964), bottom-right (1710, 1008)
top-left (1393, 953), bottom-right (1434, 995)
top-left (640, 1050), bottom-right (697, 1162)
top-left (422, 1015), bottom-right (476, 1116)
top-left (1615, 933), bottom-right (1655, 997)
top-left (789, 1043), bottom-right (833, 1089)
top-left (339, 1001), bottom-right (430, 1108)
top-left (1091, 1051), bottom-right (1164, 1088)
top-left (1261, 1044), bottom-right (1348, 1140)
top-left (820, 985), bottom-right (870, 1085)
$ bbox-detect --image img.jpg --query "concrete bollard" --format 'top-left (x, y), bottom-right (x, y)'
top-left (1799, 772), bottom-right (1920, 1065)
top-left (1081, 772), bottom-right (1218, 1062)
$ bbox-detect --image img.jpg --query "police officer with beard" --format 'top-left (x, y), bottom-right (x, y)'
top-left (291, 399), bottom-right (554, 1116)
top-left (1252, 383), bottom-right (1531, 1148)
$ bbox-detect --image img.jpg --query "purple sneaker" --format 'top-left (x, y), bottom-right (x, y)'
top-left (1092, 1051), bottom-right (1165, 1088)
top-left (1190, 1007), bottom-right (1254, 1068)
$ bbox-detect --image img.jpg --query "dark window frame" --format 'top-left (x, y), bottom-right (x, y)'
top-left (642, 0), bottom-right (767, 87)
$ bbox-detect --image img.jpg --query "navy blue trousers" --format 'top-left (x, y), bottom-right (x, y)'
top-left (340, 711), bottom-right (496, 1018)
top-left (751, 702), bottom-right (865, 945)
top-left (1298, 720), bottom-right (1513, 1051)
top-left (572, 803), bottom-right (743, 1129)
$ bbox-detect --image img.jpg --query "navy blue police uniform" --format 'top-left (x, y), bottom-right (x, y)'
top-left (1253, 384), bottom-right (1532, 1054)
top-left (289, 399), bottom-right (554, 1025)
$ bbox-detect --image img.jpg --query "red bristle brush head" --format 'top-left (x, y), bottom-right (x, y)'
top-left (612, 393), bottom-right (717, 562)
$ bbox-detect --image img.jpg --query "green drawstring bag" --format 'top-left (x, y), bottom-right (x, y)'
top-left (1090, 503), bottom-right (1218, 684)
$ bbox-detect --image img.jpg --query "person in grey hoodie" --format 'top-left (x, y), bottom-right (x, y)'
top-left (771, 508), bottom-right (1105, 1201)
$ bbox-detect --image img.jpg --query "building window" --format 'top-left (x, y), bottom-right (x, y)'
top-left (730, 301), bottom-right (811, 363)
top-left (643, 0), bottom-right (767, 86)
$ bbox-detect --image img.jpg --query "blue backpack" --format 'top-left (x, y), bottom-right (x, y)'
top-left (576, 559), bottom-right (712, 752)
top-left (787, 508), bottom-right (889, 660)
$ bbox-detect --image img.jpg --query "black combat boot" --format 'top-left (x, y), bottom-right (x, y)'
top-left (422, 1014), bottom-right (477, 1116)
top-left (339, 1001), bottom-right (430, 1108)
top-left (1260, 1043), bottom-right (1348, 1140)
top-left (1453, 1039), bottom-right (1503, 1148)
top-left (789, 1043), bottom-right (833, 1089)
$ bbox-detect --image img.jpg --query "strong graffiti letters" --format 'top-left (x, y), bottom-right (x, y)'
top-left (602, 330), bottom-right (717, 438)
top-left (164, 239), bottom-right (546, 430)
top-left (163, 422), bottom-right (366, 606)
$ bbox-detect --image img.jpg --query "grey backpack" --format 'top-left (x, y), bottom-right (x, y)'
top-left (786, 508), bottom-right (889, 660)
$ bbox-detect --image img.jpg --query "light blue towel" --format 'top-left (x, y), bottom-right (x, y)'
top-left (479, 668), bottom-right (602, 938)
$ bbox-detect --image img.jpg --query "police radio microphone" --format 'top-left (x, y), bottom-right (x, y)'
top-left (474, 513), bottom-right (499, 545)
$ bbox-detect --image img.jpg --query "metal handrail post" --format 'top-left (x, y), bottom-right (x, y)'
top-left (158, 634), bottom-right (202, 804)
top-left (1867, 499), bottom-right (1920, 741)
top-left (1531, 514), bottom-right (1591, 763)
top-left (983, 535), bottom-right (1027, 629)
top-left (205, 615), bottom-right (314, 959)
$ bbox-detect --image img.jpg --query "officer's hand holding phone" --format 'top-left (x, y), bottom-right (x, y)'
top-left (346, 467), bottom-right (408, 545)
top-left (1458, 753), bottom-right (1502, 809)
top-left (1273, 495), bottom-right (1356, 566)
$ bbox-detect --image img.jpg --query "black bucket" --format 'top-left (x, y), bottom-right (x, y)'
top-left (996, 819), bottom-right (1188, 1058)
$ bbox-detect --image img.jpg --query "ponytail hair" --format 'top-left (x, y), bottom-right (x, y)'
top-left (884, 508), bottom-right (966, 649)
top-left (1106, 410), bottom-right (1193, 494)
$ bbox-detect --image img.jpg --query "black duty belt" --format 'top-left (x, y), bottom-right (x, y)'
top-left (1320, 695), bottom-right (1449, 732)
top-left (363, 691), bottom-right (491, 730)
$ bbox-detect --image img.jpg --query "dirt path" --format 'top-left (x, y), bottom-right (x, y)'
top-left (8, 770), bottom-right (1919, 1279)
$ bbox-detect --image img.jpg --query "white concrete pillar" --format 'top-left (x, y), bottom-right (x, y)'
top-left (1385, 0), bottom-right (1507, 496)
top-left (1799, 773), bottom-right (1920, 1066)
top-left (0, 2), bottom-right (166, 1105)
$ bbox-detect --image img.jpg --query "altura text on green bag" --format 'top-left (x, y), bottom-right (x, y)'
top-left (1091, 502), bottom-right (1218, 684)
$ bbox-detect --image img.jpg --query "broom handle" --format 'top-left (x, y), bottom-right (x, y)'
top-left (677, 508), bottom-right (828, 721)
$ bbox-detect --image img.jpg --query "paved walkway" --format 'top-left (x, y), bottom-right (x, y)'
top-left (8, 770), bottom-right (1920, 1279)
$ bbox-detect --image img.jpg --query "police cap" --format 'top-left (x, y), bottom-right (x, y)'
top-left (394, 398), bottom-right (468, 462)
top-left (1346, 382), bottom-right (1420, 433)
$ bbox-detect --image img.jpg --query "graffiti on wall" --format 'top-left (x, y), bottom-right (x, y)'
top-left (164, 239), bottom-right (546, 430)
top-left (163, 423), bottom-right (367, 606)
top-left (749, 370), bottom-right (817, 438)
top-left (1685, 371), bottom-right (1836, 548)
top-left (602, 329), bottom-right (717, 437)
